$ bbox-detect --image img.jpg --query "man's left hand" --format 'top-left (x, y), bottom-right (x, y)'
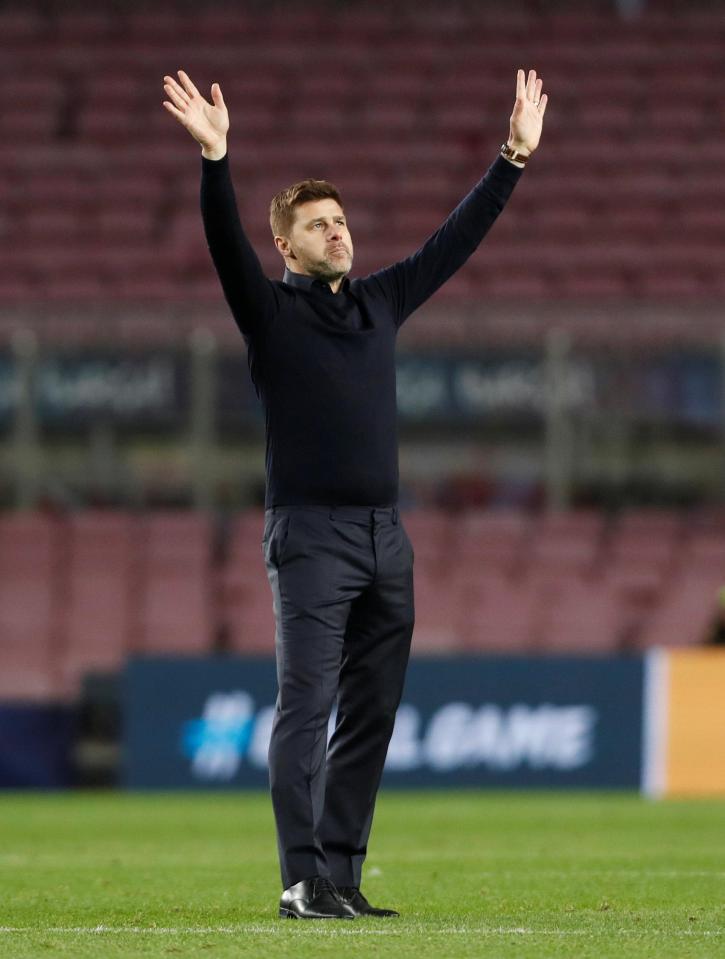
top-left (508, 68), bottom-right (548, 157)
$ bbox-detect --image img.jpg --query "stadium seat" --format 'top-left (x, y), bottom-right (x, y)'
top-left (606, 510), bottom-right (682, 574)
top-left (684, 532), bottom-right (725, 570)
top-left (228, 509), bottom-right (265, 550)
top-left (0, 10), bottom-right (44, 41)
top-left (222, 516), bottom-right (267, 595)
top-left (4, 0), bottom-right (723, 326)
top-left (635, 570), bottom-right (725, 650)
top-left (456, 510), bottom-right (530, 577)
top-left (43, 277), bottom-right (108, 302)
top-left (0, 277), bottom-right (35, 302)
top-left (411, 569), bottom-right (466, 654)
top-left (221, 558), bottom-right (275, 655)
top-left (400, 509), bottom-right (453, 575)
top-left (0, 513), bottom-right (62, 701)
top-left (527, 511), bottom-right (605, 578)
top-left (61, 512), bottom-right (140, 695)
top-left (137, 512), bottom-right (215, 654)
top-left (53, 12), bottom-right (116, 41)
top-left (459, 570), bottom-right (539, 655)
top-left (536, 577), bottom-right (623, 655)
top-left (0, 104), bottom-right (59, 144)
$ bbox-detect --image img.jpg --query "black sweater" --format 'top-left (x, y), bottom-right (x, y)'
top-left (200, 153), bottom-right (522, 508)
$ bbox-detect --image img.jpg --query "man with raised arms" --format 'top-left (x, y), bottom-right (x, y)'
top-left (162, 66), bottom-right (547, 919)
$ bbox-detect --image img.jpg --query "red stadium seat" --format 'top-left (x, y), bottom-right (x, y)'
top-left (684, 532), bottom-right (725, 570)
top-left (536, 577), bottom-right (623, 655)
top-left (0, 277), bottom-right (35, 302)
top-left (0, 514), bottom-right (63, 701)
top-left (459, 571), bottom-right (539, 655)
top-left (221, 556), bottom-right (275, 655)
top-left (0, 105), bottom-right (59, 143)
top-left (635, 571), bottom-right (725, 650)
top-left (401, 509), bottom-right (455, 575)
top-left (558, 267), bottom-right (630, 300)
top-left (54, 12), bottom-right (115, 41)
top-left (411, 568), bottom-right (466, 654)
top-left (23, 210), bottom-right (82, 239)
top-left (137, 513), bottom-right (215, 655)
top-left (0, 10), bottom-right (44, 41)
top-left (43, 277), bottom-right (108, 302)
top-left (456, 510), bottom-right (530, 577)
top-left (61, 512), bottom-right (140, 695)
top-left (527, 511), bottom-right (604, 578)
top-left (0, 4), bottom-right (723, 335)
top-left (607, 510), bottom-right (682, 561)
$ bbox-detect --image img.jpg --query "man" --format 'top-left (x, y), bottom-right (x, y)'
top-left (162, 67), bottom-right (547, 919)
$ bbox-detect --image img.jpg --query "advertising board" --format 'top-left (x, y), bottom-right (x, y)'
top-left (123, 656), bottom-right (644, 790)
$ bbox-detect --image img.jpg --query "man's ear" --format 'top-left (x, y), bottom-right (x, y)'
top-left (274, 235), bottom-right (295, 259)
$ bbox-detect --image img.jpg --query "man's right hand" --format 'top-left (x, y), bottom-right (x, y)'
top-left (163, 70), bottom-right (229, 160)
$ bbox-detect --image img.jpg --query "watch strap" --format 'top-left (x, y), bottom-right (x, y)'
top-left (500, 143), bottom-right (530, 165)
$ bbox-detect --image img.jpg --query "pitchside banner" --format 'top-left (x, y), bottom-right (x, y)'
top-left (123, 656), bottom-right (643, 789)
top-left (0, 349), bottom-right (721, 430)
top-left (0, 705), bottom-right (75, 788)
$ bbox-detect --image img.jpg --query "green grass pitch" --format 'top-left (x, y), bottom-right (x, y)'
top-left (0, 791), bottom-right (723, 958)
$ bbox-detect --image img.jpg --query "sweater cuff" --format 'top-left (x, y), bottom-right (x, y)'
top-left (477, 152), bottom-right (524, 204)
top-left (201, 153), bottom-right (230, 175)
top-left (488, 152), bottom-right (525, 184)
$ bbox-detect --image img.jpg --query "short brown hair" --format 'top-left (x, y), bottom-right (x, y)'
top-left (269, 178), bottom-right (344, 237)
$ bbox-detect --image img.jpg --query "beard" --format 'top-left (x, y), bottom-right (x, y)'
top-left (314, 246), bottom-right (353, 280)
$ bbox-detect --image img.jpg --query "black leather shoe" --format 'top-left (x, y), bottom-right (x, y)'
top-left (337, 886), bottom-right (399, 917)
top-left (279, 877), bottom-right (355, 919)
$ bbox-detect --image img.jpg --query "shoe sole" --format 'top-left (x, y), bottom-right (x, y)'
top-left (278, 907), bottom-right (354, 919)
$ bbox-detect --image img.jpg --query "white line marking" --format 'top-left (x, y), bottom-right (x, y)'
top-left (466, 869), bottom-right (725, 878)
top-left (0, 925), bottom-right (721, 937)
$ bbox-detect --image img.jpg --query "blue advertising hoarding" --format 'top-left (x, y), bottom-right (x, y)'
top-left (123, 656), bottom-right (643, 790)
top-left (0, 705), bottom-right (75, 788)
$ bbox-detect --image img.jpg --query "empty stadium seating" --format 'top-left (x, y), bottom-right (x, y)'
top-left (136, 512), bottom-right (215, 655)
top-left (1, 505), bottom-right (721, 703)
top-left (0, 3), bottom-right (723, 346)
top-left (60, 511), bottom-right (140, 696)
top-left (222, 509), bottom-right (276, 655)
top-left (1, 0), bottom-right (723, 685)
top-left (0, 513), bottom-right (64, 701)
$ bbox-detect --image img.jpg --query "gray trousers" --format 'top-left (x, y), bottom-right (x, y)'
top-left (262, 505), bottom-right (414, 890)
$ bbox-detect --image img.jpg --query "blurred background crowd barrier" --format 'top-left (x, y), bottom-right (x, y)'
top-left (1, 0), bottom-right (725, 791)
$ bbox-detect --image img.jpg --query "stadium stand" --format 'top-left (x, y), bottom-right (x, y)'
top-left (60, 511), bottom-right (140, 697)
top-left (0, 513), bottom-right (63, 701)
top-left (136, 511), bottom-right (215, 655)
top-left (456, 510), bottom-right (529, 578)
top-left (222, 509), bottom-right (276, 655)
top-left (534, 577), bottom-right (625, 655)
top-left (527, 510), bottom-right (604, 578)
top-left (1, 506), bottom-right (722, 703)
top-left (459, 570), bottom-right (541, 655)
top-left (1, 3), bottom-right (723, 704)
top-left (1, 3), bottom-right (724, 346)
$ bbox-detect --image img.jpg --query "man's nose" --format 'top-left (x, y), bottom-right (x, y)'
top-left (327, 224), bottom-right (342, 240)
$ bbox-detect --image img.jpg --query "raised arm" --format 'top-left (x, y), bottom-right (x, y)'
top-left (366, 69), bottom-right (548, 326)
top-left (162, 71), bottom-right (278, 339)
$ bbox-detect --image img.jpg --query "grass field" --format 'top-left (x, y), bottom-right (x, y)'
top-left (0, 791), bottom-right (723, 958)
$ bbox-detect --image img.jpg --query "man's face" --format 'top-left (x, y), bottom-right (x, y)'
top-left (277, 198), bottom-right (354, 282)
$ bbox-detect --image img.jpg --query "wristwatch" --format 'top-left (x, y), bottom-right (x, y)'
top-left (500, 143), bottom-right (531, 165)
